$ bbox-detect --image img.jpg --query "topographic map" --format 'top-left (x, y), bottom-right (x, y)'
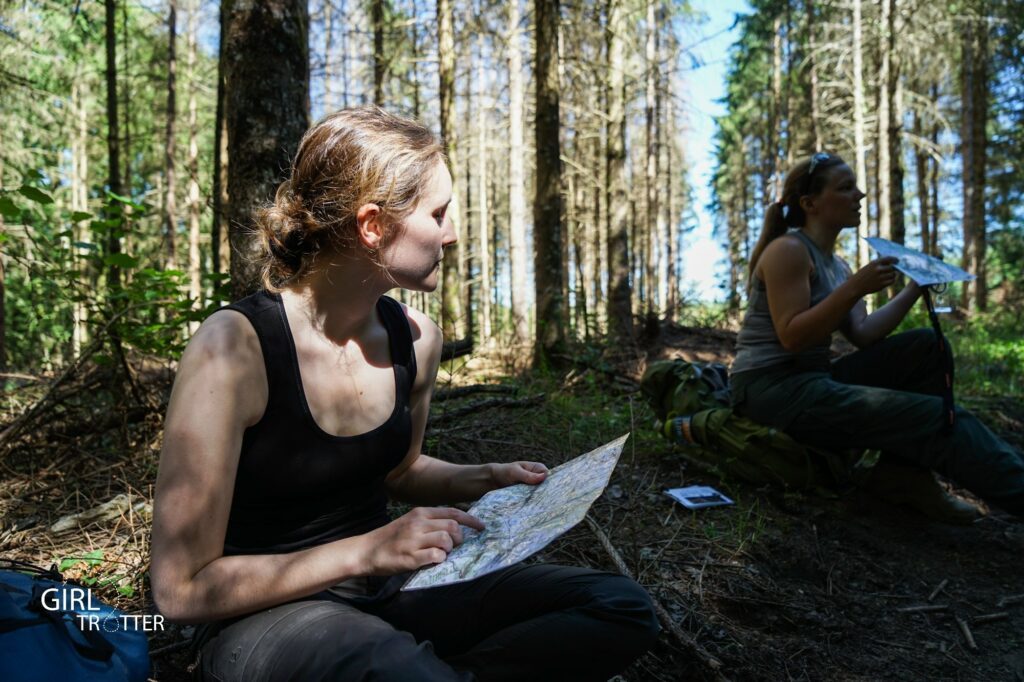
top-left (402, 434), bottom-right (629, 591)
top-left (866, 237), bottom-right (974, 286)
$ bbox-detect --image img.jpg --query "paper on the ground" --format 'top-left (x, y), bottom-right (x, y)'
top-left (402, 434), bottom-right (629, 591)
top-left (865, 237), bottom-right (974, 286)
top-left (665, 486), bottom-right (734, 510)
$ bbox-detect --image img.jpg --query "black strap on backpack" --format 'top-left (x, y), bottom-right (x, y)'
top-left (921, 285), bottom-right (955, 434)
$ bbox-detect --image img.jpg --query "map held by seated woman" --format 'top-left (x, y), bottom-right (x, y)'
top-left (865, 237), bottom-right (974, 286)
top-left (402, 434), bottom-right (629, 591)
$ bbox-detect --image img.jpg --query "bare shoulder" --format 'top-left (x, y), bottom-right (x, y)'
top-left (172, 309), bottom-right (267, 426)
top-left (760, 235), bottom-right (812, 278)
top-left (763, 234), bottom-right (811, 264)
top-left (399, 303), bottom-right (442, 389)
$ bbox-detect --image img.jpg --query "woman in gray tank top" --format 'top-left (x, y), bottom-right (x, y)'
top-left (730, 153), bottom-right (1024, 522)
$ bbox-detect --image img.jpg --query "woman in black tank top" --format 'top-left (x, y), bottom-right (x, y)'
top-left (728, 154), bottom-right (1024, 522)
top-left (151, 107), bottom-right (659, 681)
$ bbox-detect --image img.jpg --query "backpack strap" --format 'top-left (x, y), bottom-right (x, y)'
top-left (921, 286), bottom-right (956, 434)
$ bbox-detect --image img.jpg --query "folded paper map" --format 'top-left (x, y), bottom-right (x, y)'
top-left (865, 237), bottom-right (974, 287)
top-left (402, 433), bottom-right (629, 591)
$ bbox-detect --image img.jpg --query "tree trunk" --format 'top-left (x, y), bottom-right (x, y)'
top-left (187, 0), bottom-right (202, 319)
top-left (769, 14), bottom-right (782, 199)
top-left (889, 56), bottom-right (905, 248)
top-left (533, 0), bottom-right (565, 366)
top-left (643, 0), bottom-right (658, 318)
top-left (104, 0), bottom-right (123, 289)
top-left (462, 88), bottom-right (474, 344)
top-left (805, 0), bottom-right (822, 151)
top-left (164, 0), bottom-right (178, 271)
top-left (212, 2), bottom-right (229, 283)
top-left (475, 34), bottom-right (491, 342)
top-left (323, 0), bottom-right (336, 110)
top-left (665, 74), bottom-right (678, 319)
top-left (437, 0), bottom-right (464, 340)
top-left (224, 0), bottom-right (309, 298)
top-left (852, 0), bottom-right (869, 269)
top-left (592, 127), bottom-right (605, 333)
top-left (72, 80), bottom-right (91, 354)
top-left (507, 0), bottom-right (529, 343)
top-left (961, 11), bottom-right (988, 311)
top-left (929, 82), bottom-right (940, 258)
top-left (877, 0), bottom-right (893, 245)
top-left (913, 108), bottom-right (930, 254)
top-left (409, 0), bottom-right (420, 118)
top-left (372, 0), bottom-right (385, 104)
top-left (605, 0), bottom-right (632, 342)
top-left (121, 0), bottom-right (133, 269)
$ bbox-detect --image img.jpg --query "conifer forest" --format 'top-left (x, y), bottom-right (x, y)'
top-left (1, 0), bottom-right (1022, 679)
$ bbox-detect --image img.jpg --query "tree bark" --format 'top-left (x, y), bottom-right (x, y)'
top-left (72, 80), bottom-right (91, 354)
top-left (605, 0), bottom-right (632, 342)
top-left (212, 2), bottom-right (230, 283)
top-left (533, 0), bottom-right (565, 366)
top-left (665, 68), bottom-right (678, 319)
top-left (769, 14), bottom-right (782, 200)
top-left (104, 0), bottom-right (123, 288)
top-left (164, 0), bottom-right (178, 271)
top-left (852, 0), bottom-right (869, 269)
top-left (507, 0), bottom-right (529, 343)
top-left (437, 0), bottom-right (465, 340)
top-left (913, 108), bottom-right (930, 254)
top-left (805, 0), bottom-right (822, 151)
top-left (961, 10), bottom-right (988, 310)
top-left (475, 33), bottom-right (491, 342)
top-left (372, 0), bottom-right (385, 104)
top-left (224, 0), bottom-right (309, 298)
top-left (928, 82), bottom-right (940, 258)
top-left (644, 0), bottom-right (659, 318)
top-left (323, 0), bottom-right (337, 110)
top-left (186, 0), bottom-right (202, 318)
top-left (877, 0), bottom-right (893, 245)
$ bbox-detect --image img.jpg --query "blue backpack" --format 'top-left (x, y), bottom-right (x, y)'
top-left (0, 559), bottom-right (150, 682)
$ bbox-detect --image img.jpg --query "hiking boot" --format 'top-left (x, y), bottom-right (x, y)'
top-left (864, 457), bottom-right (980, 525)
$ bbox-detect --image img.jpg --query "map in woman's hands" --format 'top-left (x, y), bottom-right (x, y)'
top-left (865, 237), bottom-right (974, 286)
top-left (401, 434), bottom-right (629, 591)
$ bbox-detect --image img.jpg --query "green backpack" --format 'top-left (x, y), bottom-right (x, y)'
top-left (640, 359), bottom-right (877, 491)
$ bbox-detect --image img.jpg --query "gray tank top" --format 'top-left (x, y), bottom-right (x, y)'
top-left (731, 229), bottom-right (850, 375)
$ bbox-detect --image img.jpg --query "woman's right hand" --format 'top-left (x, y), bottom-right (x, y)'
top-left (850, 256), bottom-right (899, 296)
top-left (363, 507), bottom-right (485, 574)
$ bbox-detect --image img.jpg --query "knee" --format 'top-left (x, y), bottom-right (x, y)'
top-left (584, 575), bottom-right (661, 648)
top-left (902, 328), bottom-right (950, 366)
top-left (903, 327), bottom-right (939, 352)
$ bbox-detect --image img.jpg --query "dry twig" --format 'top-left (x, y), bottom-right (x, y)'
top-left (898, 604), bottom-right (949, 614)
top-left (584, 514), bottom-right (728, 679)
top-left (928, 579), bottom-right (948, 602)
top-left (955, 615), bottom-right (978, 651)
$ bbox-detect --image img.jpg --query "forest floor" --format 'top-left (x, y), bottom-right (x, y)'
top-left (1, 320), bottom-right (1022, 681)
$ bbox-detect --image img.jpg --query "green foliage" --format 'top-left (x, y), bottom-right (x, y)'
top-left (57, 550), bottom-right (135, 597)
top-left (1, 181), bottom-right (213, 369)
top-left (897, 305), bottom-right (1024, 398)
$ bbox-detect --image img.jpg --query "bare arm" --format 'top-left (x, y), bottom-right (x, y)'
top-left (761, 236), bottom-right (899, 353)
top-left (150, 312), bottom-right (479, 624)
top-left (842, 278), bottom-right (921, 348)
top-left (385, 308), bottom-right (547, 505)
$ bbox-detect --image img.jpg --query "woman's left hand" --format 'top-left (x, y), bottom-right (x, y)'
top-left (491, 461), bottom-right (549, 488)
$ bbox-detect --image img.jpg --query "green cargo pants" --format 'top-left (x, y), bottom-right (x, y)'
top-left (731, 329), bottom-right (1024, 516)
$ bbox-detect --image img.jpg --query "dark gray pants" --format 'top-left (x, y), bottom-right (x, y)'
top-left (732, 329), bottom-right (1024, 515)
top-left (195, 563), bottom-right (660, 682)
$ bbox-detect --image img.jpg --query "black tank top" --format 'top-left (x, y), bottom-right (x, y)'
top-left (219, 291), bottom-right (416, 556)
